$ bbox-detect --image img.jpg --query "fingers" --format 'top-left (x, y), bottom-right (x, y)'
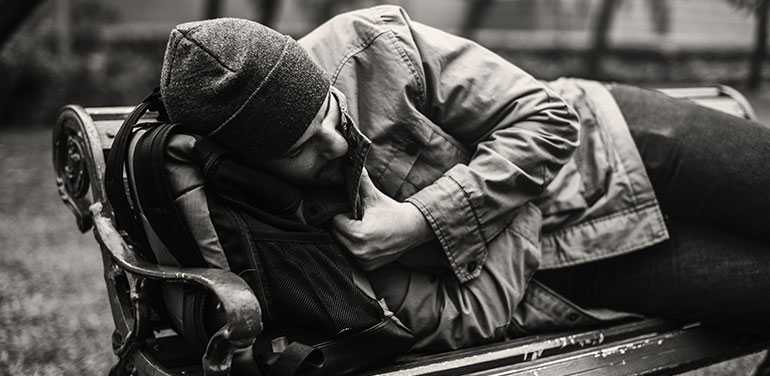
top-left (331, 213), bottom-right (353, 232)
top-left (332, 213), bottom-right (363, 243)
top-left (331, 214), bottom-right (376, 270)
top-left (330, 225), bottom-right (373, 271)
top-left (331, 213), bottom-right (358, 247)
top-left (330, 227), bottom-right (349, 248)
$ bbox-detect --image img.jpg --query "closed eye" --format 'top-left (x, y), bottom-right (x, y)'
top-left (285, 145), bottom-right (304, 159)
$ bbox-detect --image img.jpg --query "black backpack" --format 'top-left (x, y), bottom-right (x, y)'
top-left (104, 89), bottom-right (414, 375)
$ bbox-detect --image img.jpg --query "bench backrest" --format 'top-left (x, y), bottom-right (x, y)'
top-left (91, 85), bottom-right (761, 156)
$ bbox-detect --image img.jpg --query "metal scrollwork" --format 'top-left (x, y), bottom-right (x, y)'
top-left (63, 134), bottom-right (90, 199)
top-left (54, 105), bottom-right (105, 232)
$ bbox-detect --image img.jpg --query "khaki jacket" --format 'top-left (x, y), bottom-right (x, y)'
top-left (299, 5), bottom-right (668, 351)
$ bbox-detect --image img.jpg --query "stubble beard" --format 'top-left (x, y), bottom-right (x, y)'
top-left (314, 157), bottom-right (346, 187)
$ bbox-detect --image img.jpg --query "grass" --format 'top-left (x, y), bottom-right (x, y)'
top-left (0, 129), bottom-right (114, 375)
top-left (2, 95), bottom-right (769, 373)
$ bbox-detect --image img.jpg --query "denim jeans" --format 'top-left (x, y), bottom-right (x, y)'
top-left (537, 84), bottom-right (770, 334)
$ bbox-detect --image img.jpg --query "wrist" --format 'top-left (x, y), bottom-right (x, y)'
top-left (402, 202), bottom-right (434, 247)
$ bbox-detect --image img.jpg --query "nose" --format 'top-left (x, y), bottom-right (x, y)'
top-left (319, 125), bottom-right (348, 161)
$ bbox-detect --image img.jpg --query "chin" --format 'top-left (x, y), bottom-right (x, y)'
top-left (313, 173), bottom-right (345, 187)
top-left (292, 169), bottom-right (343, 187)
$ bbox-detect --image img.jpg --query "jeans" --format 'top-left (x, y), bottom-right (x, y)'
top-left (536, 84), bottom-right (770, 334)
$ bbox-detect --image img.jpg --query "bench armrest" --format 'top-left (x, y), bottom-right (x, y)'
top-left (90, 202), bottom-right (261, 376)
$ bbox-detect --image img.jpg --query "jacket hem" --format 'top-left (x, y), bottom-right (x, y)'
top-left (538, 200), bottom-right (669, 270)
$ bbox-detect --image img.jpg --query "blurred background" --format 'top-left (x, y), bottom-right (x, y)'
top-left (1, 0), bottom-right (769, 375)
top-left (2, 0), bottom-right (770, 126)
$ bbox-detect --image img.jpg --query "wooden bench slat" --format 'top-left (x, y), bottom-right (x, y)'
top-left (464, 324), bottom-right (769, 376)
top-left (367, 319), bottom-right (678, 375)
top-left (686, 97), bottom-right (748, 118)
top-left (95, 119), bottom-right (122, 151)
top-left (85, 106), bottom-right (134, 120)
top-left (93, 114), bottom-right (161, 151)
top-left (657, 87), bottom-right (722, 99)
top-left (658, 85), bottom-right (758, 121)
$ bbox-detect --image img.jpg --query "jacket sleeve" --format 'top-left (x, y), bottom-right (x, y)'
top-left (389, 10), bottom-right (580, 283)
top-left (380, 202), bottom-right (543, 351)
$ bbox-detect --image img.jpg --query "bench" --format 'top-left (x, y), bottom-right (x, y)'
top-left (53, 85), bottom-right (770, 376)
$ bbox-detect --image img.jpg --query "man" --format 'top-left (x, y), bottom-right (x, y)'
top-left (160, 6), bottom-right (770, 351)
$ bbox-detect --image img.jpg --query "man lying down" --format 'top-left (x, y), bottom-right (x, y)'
top-left (159, 5), bottom-right (770, 352)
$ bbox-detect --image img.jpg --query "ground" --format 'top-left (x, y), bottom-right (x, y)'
top-left (0, 129), bottom-right (114, 375)
top-left (0, 85), bottom-right (768, 375)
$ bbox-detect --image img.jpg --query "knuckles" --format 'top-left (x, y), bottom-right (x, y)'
top-left (350, 245), bottom-right (379, 259)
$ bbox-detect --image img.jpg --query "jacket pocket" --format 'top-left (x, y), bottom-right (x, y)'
top-left (535, 106), bottom-right (614, 223)
top-left (572, 107), bottom-right (614, 207)
top-left (540, 79), bottom-right (616, 216)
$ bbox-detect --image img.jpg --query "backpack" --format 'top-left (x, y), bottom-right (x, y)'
top-left (104, 88), bottom-right (414, 375)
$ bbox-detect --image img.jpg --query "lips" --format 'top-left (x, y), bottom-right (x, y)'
top-left (317, 157), bottom-right (346, 185)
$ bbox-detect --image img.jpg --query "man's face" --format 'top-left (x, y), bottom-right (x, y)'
top-left (260, 90), bottom-right (349, 186)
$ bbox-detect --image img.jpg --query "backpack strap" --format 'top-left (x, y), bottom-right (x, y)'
top-left (105, 87), bottom-right (208, 267)
top-left (267, 342), bottom-right (323, 376)
top-left (131, 123), bottom-right (209, 267)
top-left (105, 88), bottom-right (164, 256)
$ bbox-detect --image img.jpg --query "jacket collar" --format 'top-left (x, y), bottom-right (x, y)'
top-left (301, 86), bottom-right (372, 226)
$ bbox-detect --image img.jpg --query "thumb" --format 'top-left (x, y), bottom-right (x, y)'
top-left (332, 213), bottom-right (354, 231)
top-left (357, 167), bottom-right (379, 200)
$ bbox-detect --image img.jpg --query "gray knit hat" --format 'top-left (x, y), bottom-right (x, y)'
top-left (160, 18), bottom-right (330, 162)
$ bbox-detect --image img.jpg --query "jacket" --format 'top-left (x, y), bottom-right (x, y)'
top-left (298, 5), bottom-right (668, 351)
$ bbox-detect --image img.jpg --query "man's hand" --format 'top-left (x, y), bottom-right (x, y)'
top-left (332, 168), bottom-right (434, 271)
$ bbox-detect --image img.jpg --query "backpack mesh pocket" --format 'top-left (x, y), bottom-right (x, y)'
top-left (252, 234), bottom-right (384, 344)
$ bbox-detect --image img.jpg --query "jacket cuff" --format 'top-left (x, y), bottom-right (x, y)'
top-left (406, 174), bottom-right (487, 283)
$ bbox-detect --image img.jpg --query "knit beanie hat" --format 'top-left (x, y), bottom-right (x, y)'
top-left (160, 18), bottom-right (330, 162)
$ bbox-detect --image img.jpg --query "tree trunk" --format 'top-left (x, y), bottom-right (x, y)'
top-left (0, 0), bottom-right (45, 51)
top-left (314, 1), bottom-right (337, 28)
top-left (650, 0), bottom-right (670, 35)
top-left (257, 0), bottom-right (280, 28)
top-left (55, 0), bottom-right (71, 57)
top-left (204, 0), bottom-right (223, 20)
top-left (460, 0), bottom-right (494, 39)
top-left (586, 0), bottom-right (618, 80)
top-left (748, 0), bottom-right (769, 89)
